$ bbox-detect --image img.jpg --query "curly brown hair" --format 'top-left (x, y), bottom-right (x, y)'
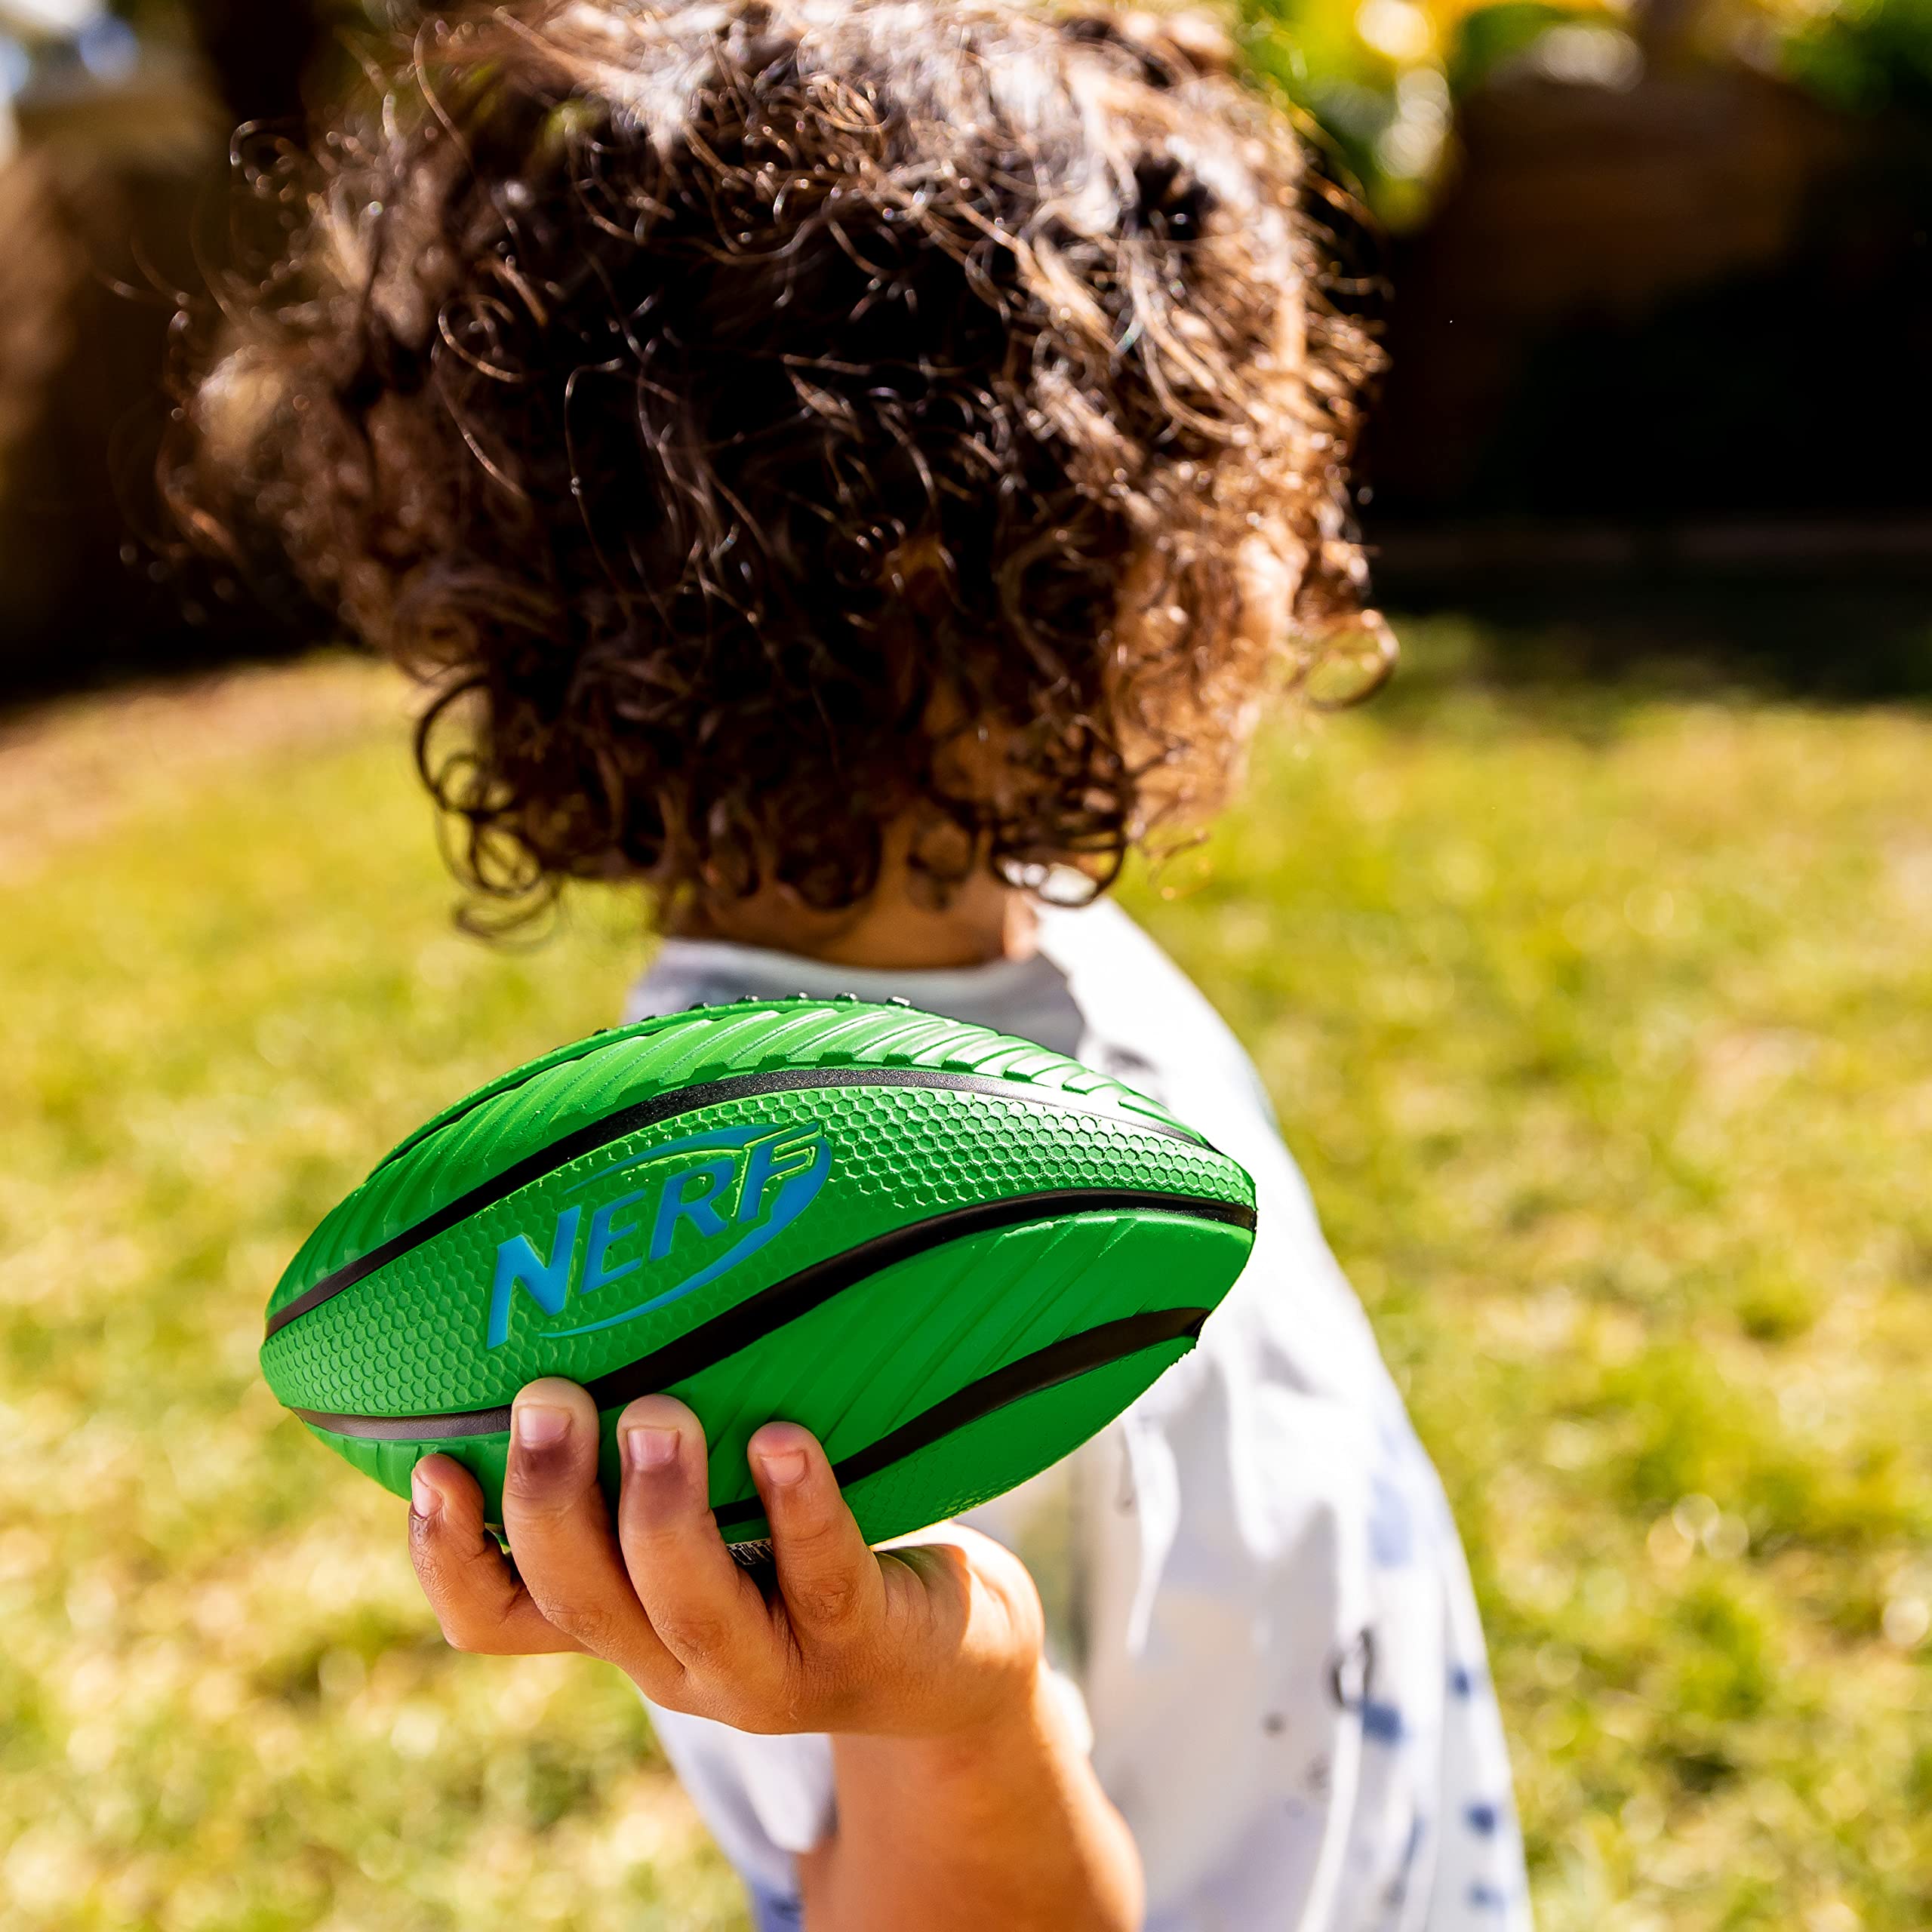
top-left (166, 0), bottom-right (1384, 923)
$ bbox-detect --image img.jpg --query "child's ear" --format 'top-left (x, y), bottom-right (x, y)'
top-left (1235, 527), bottom-right (1303, 661)
top-left (1234, 521), bottom-right (1398, 708)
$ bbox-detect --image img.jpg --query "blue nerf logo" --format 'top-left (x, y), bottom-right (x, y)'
top-left (486, 1121), bottom-right (831, 1346)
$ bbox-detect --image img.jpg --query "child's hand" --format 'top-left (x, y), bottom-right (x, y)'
top-left (409, 1380), bottom-right (1142, 1929)
top-left (405, 1378), bottom-right (1047, 1741)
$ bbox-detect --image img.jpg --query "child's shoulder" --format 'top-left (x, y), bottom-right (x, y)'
top-left (1041, 898), bottom-right (1401, 1411)
top-left (1034, 900), bottom-right (1283, 1142)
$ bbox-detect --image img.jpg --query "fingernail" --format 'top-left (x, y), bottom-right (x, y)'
top-left (623, 1425), bottom-right (680, 1473)
top-left (411, 1466), bottom-right (441, 1517)
top-left (755, 1444), bottom-right (808, 1487)
top-left (514, 1403), bottom-right (571, 1448)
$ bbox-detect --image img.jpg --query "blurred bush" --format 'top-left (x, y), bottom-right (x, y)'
top-left (1774, 0), bottom-right (1932, 119)
top-left (1241, 0), bottom-right (1932, 223)
top-left (1242, 0), bottom-right (1620, 228)
top-left (1233, 0), bottom-right (1932, 549)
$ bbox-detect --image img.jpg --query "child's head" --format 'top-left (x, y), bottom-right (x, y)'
top-left (171, 0), bottom-right (1382, 923)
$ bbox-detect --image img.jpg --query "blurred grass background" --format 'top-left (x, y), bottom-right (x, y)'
top-left (3, 626), bottom-right (1930, 1929)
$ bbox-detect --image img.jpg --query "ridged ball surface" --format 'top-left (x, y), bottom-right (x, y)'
top-left (264, 1079), bottom-right (1237, 1414)
top-left (262, 997), bottom-right (1257, 1543)
top-left (269, 998), bottom-right (1198, 1322)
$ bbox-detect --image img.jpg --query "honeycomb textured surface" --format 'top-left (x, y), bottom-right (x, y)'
top-left (271, 998), bottom-right (1204, 1321)
top-left (263, 1076), bottom-right (1250, 1415)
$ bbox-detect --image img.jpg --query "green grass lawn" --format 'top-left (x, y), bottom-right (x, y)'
top-left (3, 630), bottom-right (1929, 1930)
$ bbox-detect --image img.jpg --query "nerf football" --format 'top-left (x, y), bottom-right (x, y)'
top-left (261, 998), bottom-right (1257, 1546)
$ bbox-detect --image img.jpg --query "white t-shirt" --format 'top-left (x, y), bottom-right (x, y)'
top-left (623, 900), bottom-right (1530, 1931)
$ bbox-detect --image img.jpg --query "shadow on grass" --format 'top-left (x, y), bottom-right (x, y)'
top-left (1375, 574), bottom-right (1932, 721)
top-left (6, 571), bottom-right (1929, 744)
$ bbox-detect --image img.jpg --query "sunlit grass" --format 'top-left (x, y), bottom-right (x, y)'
top-left (1139, 632), bottom-right (1932, 1931)
top-left (0, 662), bottom-right (740, 1931)
top-left (3, 632), bottom-right (1929, 1928)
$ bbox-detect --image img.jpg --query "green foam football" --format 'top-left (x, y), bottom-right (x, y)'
top-left (261, 997), bottom-right (1257, 1546)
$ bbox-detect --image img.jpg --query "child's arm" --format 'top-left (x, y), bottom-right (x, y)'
top-left (797, 1665), bottom-right (1140, 1931)
top-left (407, 1380), bottom-right (1143, 1932)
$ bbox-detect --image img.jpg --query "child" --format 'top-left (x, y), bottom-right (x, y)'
top-left (170, 4), bottom-right (1529, 1925)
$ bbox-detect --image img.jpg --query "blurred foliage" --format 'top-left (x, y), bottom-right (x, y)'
top-left (1239, 0), bottom-right (1932, 223)
top-left (4, 633), bottom-right (1932, 1925)
top-left (1773, 0), bottom-right (1932, 117)
top-left (1239, 0), bottom-right (1616, 226)
top-left (72, 0), bottom-right (1932, 232)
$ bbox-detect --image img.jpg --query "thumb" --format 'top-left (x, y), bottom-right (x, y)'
top-left (877, 1522), bottom-right (1046, 1670)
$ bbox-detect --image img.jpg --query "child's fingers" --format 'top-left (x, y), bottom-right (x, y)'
top-left (749, 1421), bottom-right (886, 1653)
top-left (499, 1379), bottom-right (682, 1691)
top-left (408, 1453), bottom-right (580, 1656)
top-left (613, 1396), bottom-right (773, 1689)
